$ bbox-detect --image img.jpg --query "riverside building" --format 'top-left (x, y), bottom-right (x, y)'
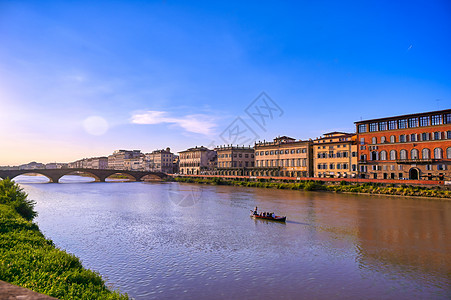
top-left (178, 146), bottom-right (217, 175)
top-left (355, 109), bottom-right (451, 180)
top-left (313, 132), bottom-right (358, 178)
top-left (144, 148), bottom-right (174, 173)
top-left (253, 136), bottom-right (312, 178)
top-left (214, 145), bottom-right (255, 176)
top-left (108, 150), bottom-right (143, 170)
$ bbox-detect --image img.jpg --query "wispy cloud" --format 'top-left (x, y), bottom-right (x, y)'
top-left (131, 110), bottom-right (216, 135)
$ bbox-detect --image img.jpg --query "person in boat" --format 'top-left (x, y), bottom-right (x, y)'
top-left (253, 206), bottom-right (258, 215)
top-left (272, 213), bottom-right (275, 218)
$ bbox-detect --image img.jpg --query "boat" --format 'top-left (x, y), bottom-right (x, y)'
top-left (250, 211), bottom-right (286, 222)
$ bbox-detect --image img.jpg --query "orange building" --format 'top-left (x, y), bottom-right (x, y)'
top-left (355, 109), bottom-right (451, 180)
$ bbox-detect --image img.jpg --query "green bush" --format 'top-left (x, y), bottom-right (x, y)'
top-left (0, 178), bottom-right (37, 221)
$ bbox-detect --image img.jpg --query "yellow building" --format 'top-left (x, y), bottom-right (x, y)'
top-left (313, 132), bottom-right (358, 178)
top-left (254, 136), bottom-right (312, 178)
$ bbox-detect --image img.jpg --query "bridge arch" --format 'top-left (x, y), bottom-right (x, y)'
top-left (105, 172), bottom-right (138, 182)
top-left (58, 170), bottom-right (101, 183)
top-left (10, 172), bottom-right (54, 183)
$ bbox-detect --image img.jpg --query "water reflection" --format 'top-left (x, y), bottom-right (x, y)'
top-left (17, 177), bottom-right (451, 299)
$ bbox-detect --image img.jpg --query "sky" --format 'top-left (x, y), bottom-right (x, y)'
top-left (0, 0), bottom-right (450, 165)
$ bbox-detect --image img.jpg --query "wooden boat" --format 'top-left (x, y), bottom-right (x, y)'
top-left (250, 212), bottom-right (286, 222)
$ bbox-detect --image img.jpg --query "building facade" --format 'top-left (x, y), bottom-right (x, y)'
top-left (68, 157), bottom-right (108, 169)
top-left (178, 146), bottom-right (217, 175)
top-left (107, 150), bottom-right (143, 170)
top-left (214, 146), bottom-right (255, 176)
top-left (254, 136), bottom-right (312, 177)
top-left (355, 109), bottom-right (451, 180)
top-left (313, 132), bottom-right (358, 178)
top-left (144, 148), bottom-right (174, 173)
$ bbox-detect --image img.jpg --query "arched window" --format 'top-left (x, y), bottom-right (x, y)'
top-left (447, 147), bottom-right (451, 159)
top-left (371, 151), bottom-right (378, 160)
top-left (399, 135), bottom-right (406, 142)
top-left (390, 135), bottom-right (396, 143)
top-left (422, 148), bottom-right (430, 159)
top-left (422, 132), bottom-right (429, 141)
top-left (381, 136), bottom-right (386, 143)
top-left (410, 134), bottom-right (417, 142)
top-left (434, 148), bottom-right (443, 159)
top-left (434, 132), bottom-right (441, 140)
top-left (400, 149), bottom-right (407, 160)
top-left (447, 131), bottom-right (451, 139)
top-left (411, 149), bottom-right (419, 159)
top-left (372, 137), bottom-right (377, 144)
top-left (390, 150), bottom-right (397, 160)
top-left (380, 151), bottom-right (387, 160)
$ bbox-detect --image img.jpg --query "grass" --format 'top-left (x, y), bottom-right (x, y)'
top-left (0, 178), bottom-right (128, 299)
top-left (172, 176), bottom-right (451, 198)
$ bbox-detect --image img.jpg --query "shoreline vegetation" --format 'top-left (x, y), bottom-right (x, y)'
top-left (171, 177), bottom-right (451, 199)
top-left (0, 178), bottom-right (128, 299)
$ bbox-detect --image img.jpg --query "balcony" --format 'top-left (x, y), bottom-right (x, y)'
top-left (358, 159), bottom-right (367, 164)
top-left (396, 159), bottom-right (436, 164)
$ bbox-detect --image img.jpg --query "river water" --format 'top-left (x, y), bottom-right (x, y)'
top-left (15, 175), bottom-right (451, 299)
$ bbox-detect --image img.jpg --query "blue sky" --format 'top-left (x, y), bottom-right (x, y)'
top-left (1, 0), bottom-right (450, 165)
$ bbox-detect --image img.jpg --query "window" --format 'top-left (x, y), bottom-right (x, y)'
top-left (411, 149), bottom-right (419, 159)
top-left (337, 164), bottom-right (341, 169)
top-left (380, 136), bottom-right (386, 143)
top-left (285, 150), bottom-right (289, 154)
top-left (399, 135), bottom-right (406, 142)
top-left (379, 121), bottom-right (387, 131)
top-left (426, 165), bottom-right (432, 171)
top-left (352, 151), bottom-right (357, 157)
top-left (431, 114), bottom-right (442, 125)
top-left (329, 164), bottom-right (335, 169)
top-left (437, 164), bottom-right (445, 170)
top-left (400, 149), bottom-right (407, 160)
top-left (422, 133), bottom-right (429, 141)
top-left (388, 120), bottom-right (397, 130)
top-left (390, 135), bottom-right (396, 143)
top-left (270, 151), bottom-right (274, 155)
top-left (302, 148), bottom-right (307, 153)
top-left (390, 150), bottom-right (397, 160)
top-left (275, 151), bottom-right (279, 155)
top-left (447, 147), bottom-right (451, 159)
top-left (291, 149), bottom-right (295, 154)
top-left (360, 138), bottom-right (365, 145)
top-left (447, 131), bottom-right (451, 139)
top-left (433, 132), bottom-right (441, 140)
top-left (422, 148), bottom-right (430, 159)
top-left (434, 148), bottom-right (443, 159)
top-left (419, 116), bottom-right (430, 127)
top-left (296, 149), bottom-right (300, 153)
top-left (445, 113), bottom-right (451, 124)
top-left (410, 134), bottom-right (417, 142)
top-left (369, 123), bottom-right (378, 132)
top-left (317, 164), bottom-right (322, 170)
top-left (265, 151), bottom-right (269, 155)
top-left (380, 151), bottom-right (387, 160)
top-left (398, 119), bottom-right (408, 129)
top-left (408, 118), bottom-right (418, 128)
top-left (372, 137), bottom-right (377, 144)
top-left (260, 151), bottom-right (263, 155)
top-left (358, 124), bottom-right (367, 133)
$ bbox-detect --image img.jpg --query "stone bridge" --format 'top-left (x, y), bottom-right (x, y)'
top-left (0, 168), bottom-right (168, 183)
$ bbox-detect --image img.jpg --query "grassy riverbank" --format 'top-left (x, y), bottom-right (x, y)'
top-left (172, 177), bottom-right (451, 199)
top-left (0, 178), bottom-right (128, 299)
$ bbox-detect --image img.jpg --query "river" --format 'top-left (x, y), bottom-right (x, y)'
top-left (15, 175), bottom-right (451, 299)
